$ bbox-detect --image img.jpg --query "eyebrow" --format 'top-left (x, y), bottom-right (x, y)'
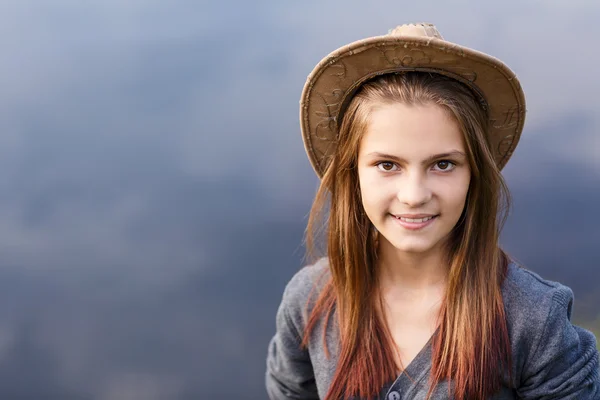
top-left (366, 150), bottom-right (467, 165)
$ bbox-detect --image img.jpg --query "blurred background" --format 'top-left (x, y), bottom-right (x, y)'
top-left (0, 0), bottom-right (598, 398)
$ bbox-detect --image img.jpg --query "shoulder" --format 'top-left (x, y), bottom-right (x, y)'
top-left (501, 259), bottom-right (575, 350)
top-left (281, 257), bottom-right (330, 306)
top-left (266, 259), bottom-right (331, 399)
top-left (502, 260), bottom-right (600, 396)
top-left (502, 260), bottom-right (573, 319)
top-left (277, 257), bottom-right (331, 332)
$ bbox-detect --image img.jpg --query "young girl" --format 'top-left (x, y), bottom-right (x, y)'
top-left (265, 23), bottom-right (600, 400)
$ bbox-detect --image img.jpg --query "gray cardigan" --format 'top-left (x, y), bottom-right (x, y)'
top-left (265, 258), bottom-right (600, 399)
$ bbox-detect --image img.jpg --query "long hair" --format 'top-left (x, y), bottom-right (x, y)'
top-left (301, 72), bottom-right (513, 400)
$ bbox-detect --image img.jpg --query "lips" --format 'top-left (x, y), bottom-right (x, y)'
top-left (396, 215), bottom-right (435, 223)
top-left (390, 213), bottom-right (439, 230)
top-left (392, 213), bottom-right (439, 220)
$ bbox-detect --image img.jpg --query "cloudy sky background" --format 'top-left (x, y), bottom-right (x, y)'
top-left (0, 0), bottom-right (598, 399)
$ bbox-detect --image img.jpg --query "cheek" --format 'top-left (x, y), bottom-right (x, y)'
top-left (445, 176), bottom-right (470, 212)
top-left (358, 173), bottom-right (385, 215)
top-left (359, 181), bottom-right (375, 213)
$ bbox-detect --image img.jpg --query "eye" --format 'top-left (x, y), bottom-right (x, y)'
top-left (376, 161), bottom-right (398, 172)
top-left (433, 160), bottom-right (456, 172)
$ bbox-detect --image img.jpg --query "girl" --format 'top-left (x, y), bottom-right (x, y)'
top-left (266, 23), bottom-right (600, 400)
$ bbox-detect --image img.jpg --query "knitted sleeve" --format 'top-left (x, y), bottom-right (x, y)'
top-left (265, 267), bottom-right (320, 400)
top-left (517, 285), bottom-right (600, 399)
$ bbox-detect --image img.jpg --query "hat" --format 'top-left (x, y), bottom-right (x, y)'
top-left (299, 23), bottom-right (526, 178)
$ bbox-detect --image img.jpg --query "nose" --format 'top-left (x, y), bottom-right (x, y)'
top-left (396, 171), bottom-right (432, 207)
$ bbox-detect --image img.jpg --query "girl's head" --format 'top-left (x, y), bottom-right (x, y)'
top-left (304, 71), bottom-right (512, 400)
top-left (356, 74), bottom-right (472, 257)
top-left (313, 72), bottom-right (507, 263)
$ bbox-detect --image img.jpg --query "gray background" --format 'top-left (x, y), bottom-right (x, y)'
top-left (0, 0), bottom-right (598, 399)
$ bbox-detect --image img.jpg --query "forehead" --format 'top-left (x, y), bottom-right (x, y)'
top-left (359, 102), bottom-right (464, 157)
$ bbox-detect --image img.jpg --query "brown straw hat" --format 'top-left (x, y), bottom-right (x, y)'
top-left (299, 23), bottom-right (526, 178)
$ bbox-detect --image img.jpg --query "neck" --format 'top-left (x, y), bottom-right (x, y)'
top-left (377, 238), bottom-right (449, 294)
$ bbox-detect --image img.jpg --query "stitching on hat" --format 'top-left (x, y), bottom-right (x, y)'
top-left (497, 135), bottom-right (515, 159)
top-left (314, 89), bottom-right (344, 140)
top-left (379, 47), bottom-right (431, 67)
top-left (491, 105), bottom-right (520, 130)
top-left (329, 62), bottom-right (347, 80)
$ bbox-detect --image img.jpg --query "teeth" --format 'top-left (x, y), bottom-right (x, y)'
top-left (397, 216), bottom-right (434, 223)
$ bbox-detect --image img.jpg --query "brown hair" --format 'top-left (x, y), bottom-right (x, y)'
top-left (302, 72), bottom-right (512, 400)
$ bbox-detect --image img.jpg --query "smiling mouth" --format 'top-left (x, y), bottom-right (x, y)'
top-left (392, 215), bottom-right (438, 223)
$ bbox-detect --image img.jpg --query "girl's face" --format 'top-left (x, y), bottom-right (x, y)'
top-left (357, 102), bottom-right (471, 255)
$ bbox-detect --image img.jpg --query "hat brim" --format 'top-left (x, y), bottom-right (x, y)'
top-left (300, 35), bottom-right (526, 177)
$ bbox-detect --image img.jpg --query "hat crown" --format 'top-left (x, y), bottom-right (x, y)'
top-left (387, 23), bottom-right (444, 40)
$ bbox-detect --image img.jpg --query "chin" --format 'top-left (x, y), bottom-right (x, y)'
top-left (386, 237), bottom-right (439, 254)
